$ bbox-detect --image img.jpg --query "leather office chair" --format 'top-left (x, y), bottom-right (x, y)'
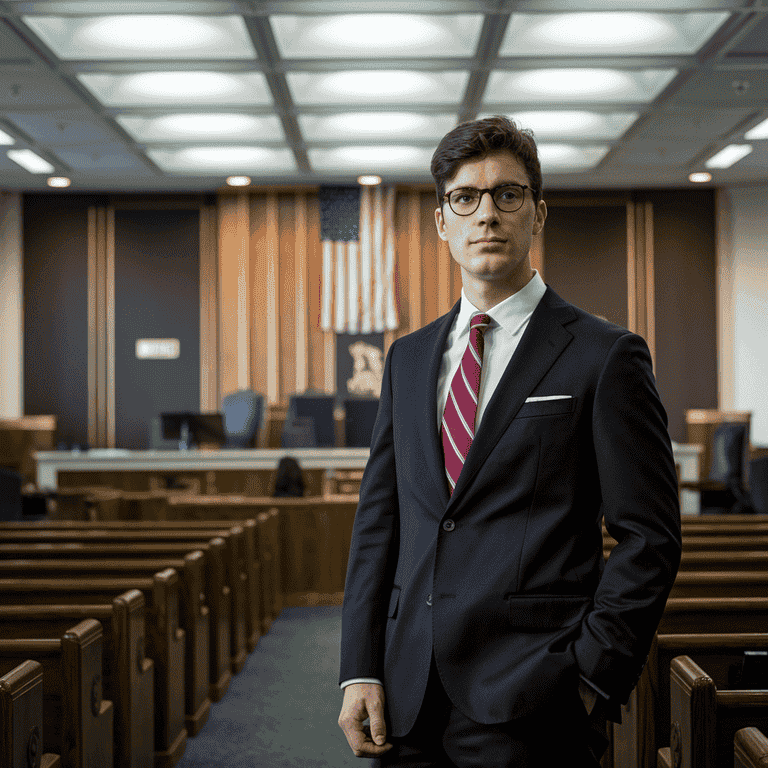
top-left (280, 416), bottom-right (317, 448)
top-left (680, 422), bottom-right (753, 514)
top-left (0, 466), bottom-right (23, 521)
top-left (221, 391), bottom-right (264, 449)
top-left (343, 397), bottom-right (380, 448)
top-left (272, 456), bottom-right (305, 497)
top-left (748, 457), bottom-right (768, 515)
top-left (288, 393), bottom-right (336, 448)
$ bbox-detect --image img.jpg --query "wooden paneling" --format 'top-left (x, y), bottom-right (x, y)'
top-left (200, 200), bottom-right (219, 412)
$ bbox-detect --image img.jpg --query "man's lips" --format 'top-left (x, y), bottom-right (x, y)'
top-left (471, 237), bottom-right (506, 244)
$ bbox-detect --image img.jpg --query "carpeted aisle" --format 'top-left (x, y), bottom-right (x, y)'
top-left (176, 605), bottom-right (363, 767)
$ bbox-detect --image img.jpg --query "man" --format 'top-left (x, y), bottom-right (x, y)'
top-left (338, 116), bottom-right (682, 767)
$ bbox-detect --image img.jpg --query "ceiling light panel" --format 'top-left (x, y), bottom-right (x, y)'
top-left (308, 146), bottom-right (434, 173)
top-left (745, 117), bottom-right (768, 140)
top-left (479, 111), bottom-right (638, 140)
top-left (23, 15), bottom-right (256, 59)
top-left (288, 71), bottom-right (469, 106)
top-left (116, 114), bottom-right (284, 143)
top-left (0, 128), bottom-right (15, 145)
top-left (499, 12), bottom-right (729, 56)
top-left (485, 69), bottom-right (678, 103)
top-left (271, 14), bottom-right (482, 59)
top-left (7, 149), bottom-right (55, 173)
top-left (147, 147), bottom-right (297, 174)
top-left (537, 144), bottom-right (610, 171)
top-left (299, 112), bottom-right (458, 142)
top-left (77, 72), bottom-right (272, 107)
top-left (705, 144), bottom-right (753, 169)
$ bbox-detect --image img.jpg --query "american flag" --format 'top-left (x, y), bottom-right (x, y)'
top-left (319, 184), bottom-right (398, 334)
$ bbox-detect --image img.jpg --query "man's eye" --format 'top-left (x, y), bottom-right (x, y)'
top-left (498, 187), bottom-right (521, 200)
top-left (454, 192), bottom-right (475, 204)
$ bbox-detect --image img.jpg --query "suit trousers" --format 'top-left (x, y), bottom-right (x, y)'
top-left (371, 649), bottom-right (607, 768)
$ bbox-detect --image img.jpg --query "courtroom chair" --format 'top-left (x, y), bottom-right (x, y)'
top-left (289, 393), bottom-right (337, 448)
top-left (148, 416), bottom-right (179, 450)
top-left (272, 456), bottom-right (305, 497)
top-left (222, 390), bottom-right (264, 449)
top-left (749, 457), bottom-right (768, 515)
top-left (343, 397), bottom-right (380, 448)
top-left (280, 416), bottom-right (317, 448)
top-left (680, 422), bottom-right (753, 514)
top-left (0, 466), bottom-right (23, 521)
top-left (685, 409), bottom-right (751, 485)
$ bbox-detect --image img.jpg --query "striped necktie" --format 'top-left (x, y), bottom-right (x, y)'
top-left (441, 312), bottom-right (491, 494)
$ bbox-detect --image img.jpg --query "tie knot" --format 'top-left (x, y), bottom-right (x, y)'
top-left (470, 313), bottom-right (491, 332)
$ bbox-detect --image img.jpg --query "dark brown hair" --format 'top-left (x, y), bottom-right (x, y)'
top-left (431, 116), bottom-right (542, 206)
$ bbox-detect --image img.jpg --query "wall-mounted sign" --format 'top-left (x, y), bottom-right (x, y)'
top-left (136, 338), bottom-right (180, 360)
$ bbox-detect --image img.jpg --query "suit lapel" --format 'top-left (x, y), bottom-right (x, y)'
top-left (420, 300), bottom-right (461, 508)
top-left (447, 288), bottom-right (577, 508)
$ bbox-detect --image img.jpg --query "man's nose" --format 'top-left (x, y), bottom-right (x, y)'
top-left (474, 190), bottom-right (499, 222)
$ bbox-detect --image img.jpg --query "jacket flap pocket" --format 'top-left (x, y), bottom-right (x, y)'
top-left (388, 586), bottom-right (401, 618)
top-left (507, 594), bottom-right (589, 631)
top-left (517, 398), bottom-right (576, 419)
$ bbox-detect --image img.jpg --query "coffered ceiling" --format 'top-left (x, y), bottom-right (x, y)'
top-left (1, 1), bottom-right (768, 192)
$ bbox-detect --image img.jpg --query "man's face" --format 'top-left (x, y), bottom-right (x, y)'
top-left (434, 150), bottom-right (547, 292)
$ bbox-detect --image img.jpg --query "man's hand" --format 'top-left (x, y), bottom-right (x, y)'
top-left (338, 682), bottom-right (394, 758)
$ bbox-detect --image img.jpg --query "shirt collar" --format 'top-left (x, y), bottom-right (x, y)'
top-left (458, 269), bottom-right (547, 335)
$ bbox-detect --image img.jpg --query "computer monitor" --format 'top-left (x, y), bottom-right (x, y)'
top-left (160, 412), bottom-right (225, 449)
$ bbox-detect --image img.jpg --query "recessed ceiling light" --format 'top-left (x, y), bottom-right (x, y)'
top-left (705, 144), bottom-right (752, 169)
top-left (299, 112), bottom-right (457, 141)
top-left (0, 128), bottom-right (15, 145)
top-left (7, 149), bottom-right (55, 174)
top-left (47, 177), bottom-right (71, 188)
top-left (484, 111), bottom-right (638, 140)
top-left (358, 175), bottom-right (382, 186)
top-left (24, 15), bottom-right (255, 59)
top-left (688, 172), bottom-right (712, 183)
top-left (116, 114), bottom-right (283, 142)
top-left (744, 117), bottom-right (768, 140)
top-left (148, 146), bottom-right (296, 174)
top-left (309, 146), bottom-right (432, 172)
top-left (226, 176), bottom-right (251, 187)
top-left (537, 143), bottom-right (610, 170)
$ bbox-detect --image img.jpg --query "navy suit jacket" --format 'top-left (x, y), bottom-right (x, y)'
top-left (339, 286), bottom-right (682, 737)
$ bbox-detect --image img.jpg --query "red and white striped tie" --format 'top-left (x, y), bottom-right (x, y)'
top-left (441, 312), bottom-right (491, 494)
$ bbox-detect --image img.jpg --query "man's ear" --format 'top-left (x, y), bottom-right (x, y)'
top-left (532, 199), bottom-right (547, 236)
top-left (435, 206), bottom-right (448, 241)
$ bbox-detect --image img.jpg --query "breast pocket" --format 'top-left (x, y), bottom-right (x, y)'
top-left (516, 398), bottom-right (576, 419)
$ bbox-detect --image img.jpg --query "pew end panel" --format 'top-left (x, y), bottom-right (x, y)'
top-left (734, 726), bottom-right (768, 768)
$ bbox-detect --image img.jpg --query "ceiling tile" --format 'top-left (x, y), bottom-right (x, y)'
top-left (726, 15), bottom-right (768, 57)
top-left (147, 146), bottom-right (297, 174)
top-left (308, 146), bottom-right (434, 173)
top-left (55, 145), bottom-right (152, 172)
top-left (23, 14), bottom-right (255, 60)
top-left (116, 114), bottom-right (285, 143)
top-left (0, 71), bottom-right (85, 108)
top-left (670, 70), bottom-right (768, 105)
top-left (5, 110), bottom-right (125, 145)
top-left (478, 110), bottom-right (638, 140)
top-left (609, 139), bottom-right (709, 166)
top-left (0, 25), bottom-right (35, 61)
top-left (299, 112), bottom-right (457, 142)
top-left (631, 109), bottom-right (755, 140)
top-left (287, 71), bottom-right (469, 105)
top-left (270, 14), bottom-right (483, 59)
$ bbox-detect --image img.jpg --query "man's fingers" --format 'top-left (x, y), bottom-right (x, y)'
top-left (339, 683), bottom-right (394, 757)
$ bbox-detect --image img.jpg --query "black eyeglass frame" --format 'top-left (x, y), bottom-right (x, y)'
top-left (442, 184), bottom-right (532, 216)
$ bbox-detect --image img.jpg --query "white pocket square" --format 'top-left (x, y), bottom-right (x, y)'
top-left (525, 395), bottom-right (573, 402)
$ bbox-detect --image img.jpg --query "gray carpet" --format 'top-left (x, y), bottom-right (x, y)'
top-left (176, 605), bottom-right (364, 767)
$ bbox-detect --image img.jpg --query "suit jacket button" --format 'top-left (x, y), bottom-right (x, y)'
top-left (443, 519), bottom-right (455, 531)
top-left (426, 594), bottom-right (432, 606)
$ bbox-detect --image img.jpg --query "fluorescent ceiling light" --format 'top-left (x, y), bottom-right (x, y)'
top-left (7, 149), bottom-right (55, 173)
top-left (500, 12), bottom-right (728, 55)
top-left (0, 128), bottom-right (15, 145)
top-left (116, 114), bottom-right (284, 143)
top-left (299, 112), bottom-right (457, 141)
top-left (147, 146), bottom-right (296, 174)
top-left (271, 14), bottom-right (482, 58)
top-left (309, 146), bottom-right (433, 172)
top-left (705, 144), bottom-right (752, 169)
top-left (744, 117), bottom-right (768, 140)
top-left (486, 69), bottom-right (677, 103)
top-left (537, 144), bottom-right (610, 170)
top-left (287, 71), bottom-right (469, 105)
top-left (481, 111), bottom-right (638, 140)
top-left (78, 72), bottom-right (272, 107)
top-left (23, 15), bottom-right (255, 59)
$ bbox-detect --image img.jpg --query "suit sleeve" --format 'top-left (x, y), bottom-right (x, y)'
top-left (573, 332), bottom-right (682, 705)
top-left (338, 342), bottom-right (400, 686)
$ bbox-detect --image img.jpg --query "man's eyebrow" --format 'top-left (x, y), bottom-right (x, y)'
top-left (445, 181), bottom-right (526, 193)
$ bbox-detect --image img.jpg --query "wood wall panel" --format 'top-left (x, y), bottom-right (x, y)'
top-left (278, 194), bottom-right (296, 403)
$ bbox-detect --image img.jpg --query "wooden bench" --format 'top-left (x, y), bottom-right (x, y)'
top-left (734, 726), bottom-right (768, 768)
top-left (1, 659), bottom-right (62, 768)
top-left (613, 633), bottom-right (768, 768)
top-left (657, 655), bottom-right (768, 768)
top-left (0, 619), bottom-right (113, 768)
top-left (0, 553), bottom-right (224, 705)
top-left (605, 534), bottom-right (768, 554)
top-left (658, 597), bottom-right (768, 635)
top-left (0, 520), bottom-right (261, 653)
top-left (0, 590), bottom-right (153, 768)
top-left (0, 570), bottom-right (189, 764)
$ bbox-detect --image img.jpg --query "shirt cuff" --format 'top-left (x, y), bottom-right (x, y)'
top-left (340, 677), bottom-right (383, 689)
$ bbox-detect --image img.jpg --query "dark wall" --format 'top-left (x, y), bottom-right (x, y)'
top-left (649, 189), bottom-right (717, 442)
top-left (23, 194), bottom-right (95, 447)
top-left (542, 203), bottom-right (629, 327)
top-left (114, 209), bottom-right (200, 449)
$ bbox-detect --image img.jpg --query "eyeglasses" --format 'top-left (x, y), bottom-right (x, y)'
top-left (443, 184), bottom-right (530, 216)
